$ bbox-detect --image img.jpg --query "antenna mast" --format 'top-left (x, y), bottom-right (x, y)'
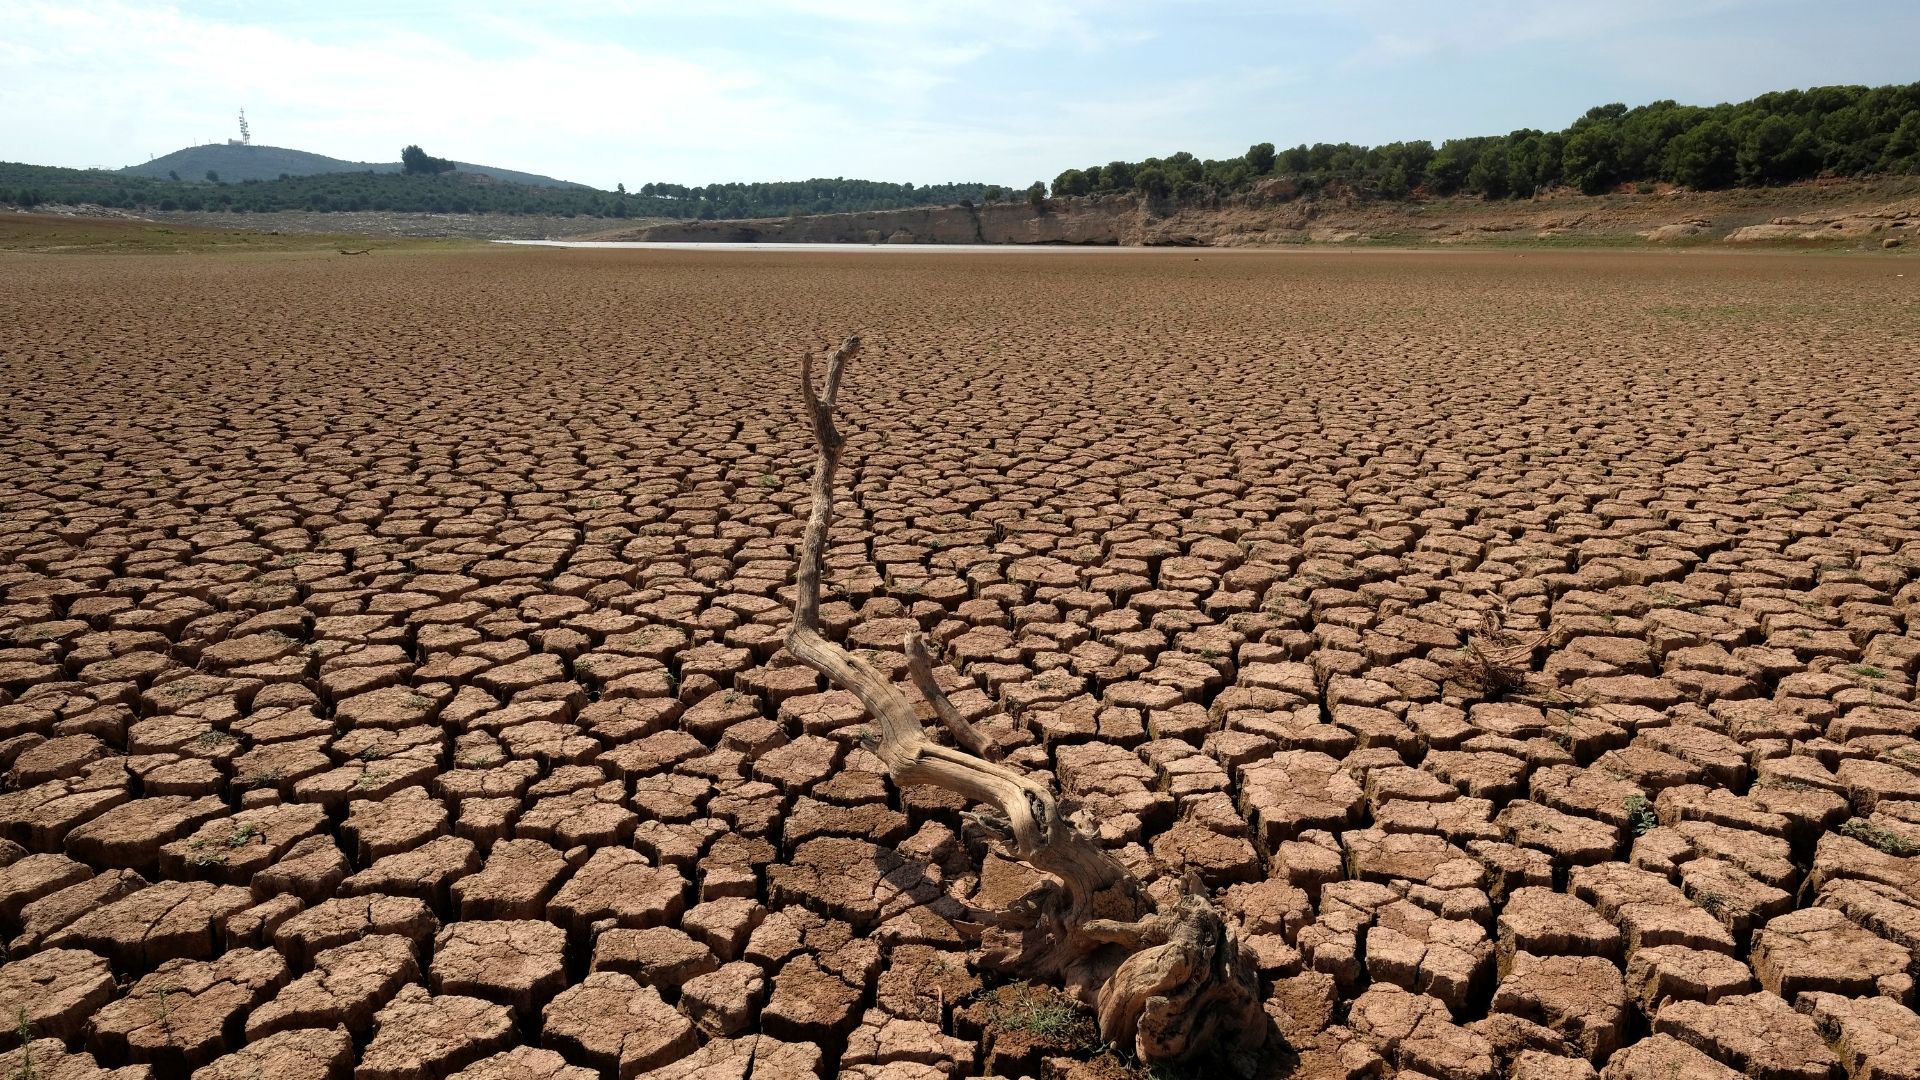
top-left (238, 109), bottom-right (251, 146)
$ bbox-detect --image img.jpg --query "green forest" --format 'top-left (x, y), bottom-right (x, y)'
top-left (0, 160), bottom-right (991, 221)
top-left (4, 82), bottom-right (1917, 221)
top-left (1045, 82), bottom-right (1920, 203)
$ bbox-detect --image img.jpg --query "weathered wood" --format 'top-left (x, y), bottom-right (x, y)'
top-left (784, 336), bottom-right (1264, 1066)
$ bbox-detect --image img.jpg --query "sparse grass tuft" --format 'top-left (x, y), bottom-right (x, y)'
top-left (237, 769), bottom-right (282, 791)
top-left (186, 822), bottom-right (261, 867)
top-left (1840, 818), bottom-right (1917, 856)
top-left (975, 982), bottom-right (1099, 1051)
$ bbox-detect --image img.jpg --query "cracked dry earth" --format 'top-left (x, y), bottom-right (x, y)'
top-left (1, 246), bottom-right (1919, 1080)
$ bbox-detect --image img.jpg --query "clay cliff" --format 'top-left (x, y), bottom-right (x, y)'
top-left (624, 194), bottom-right (1184, 246)
top-left (598, 179), bottom-right (1920, 249)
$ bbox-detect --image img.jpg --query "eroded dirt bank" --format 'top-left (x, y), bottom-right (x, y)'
top-left (607, 178), bottom-right (1920, 248)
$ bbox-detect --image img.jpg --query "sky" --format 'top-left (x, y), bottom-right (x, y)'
top-left (3, 0), bottom-right (1916, 190)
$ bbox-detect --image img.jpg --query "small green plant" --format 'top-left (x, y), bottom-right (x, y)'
top-left (186, 821), bottom-right (261, 868)
top-left (12, 1007), bottom-right (34, 1079)
top-left (1840, 818), bottom-right (1916, 856)
top-left (149, 981), bottom-right (176, 1034)
top-left (1624, 795), bottom-right (1658, 836)
top-left (1551, 715), bottom-right (1577, 750)
top-left (1849, 665), bottom-right (1888, 680)
top-left (1694, 890), bottom-right (1727, 915)
top-left (238, 768), bottom-right (281, 791)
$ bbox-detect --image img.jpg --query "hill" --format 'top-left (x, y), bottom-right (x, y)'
top-left (123, 143), bottom-right (581, 188)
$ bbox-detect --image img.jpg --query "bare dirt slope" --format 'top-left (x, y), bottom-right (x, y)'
top-left (7, 204), bottom-right (634, 242)
top-left (3, 247), bottom-right (1920, 1079)
top-left (145, 207), bottom-right (645, 240)
top-left (0, 211), bottom-right (480, 254)
top-left (614, 178), bottom-right (1920, 248)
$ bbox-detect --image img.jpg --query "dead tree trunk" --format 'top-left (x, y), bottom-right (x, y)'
top-left (784, 336), bottom-right (1265, 1067)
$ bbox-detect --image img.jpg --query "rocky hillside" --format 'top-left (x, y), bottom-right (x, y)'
top-left (609, 178), bottom-right (1920, 248)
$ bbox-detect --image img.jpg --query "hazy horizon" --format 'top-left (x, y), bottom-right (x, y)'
top-left (4, 0), bottom-right (1917, 190)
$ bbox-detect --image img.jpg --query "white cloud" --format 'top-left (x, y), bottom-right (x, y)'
top-left (0, 0), bottom-right (1186, 184)
top-left (3, 0), bottom-right (1910, 188)
top-left (1250, 0), bottom-right (1757, 65)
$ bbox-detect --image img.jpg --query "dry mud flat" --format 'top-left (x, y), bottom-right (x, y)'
top-left (1, 247), bottom-right (1919, 1079)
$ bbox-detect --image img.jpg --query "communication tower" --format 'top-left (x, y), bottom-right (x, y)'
top-left (230, 109), bottom-right (252, 147)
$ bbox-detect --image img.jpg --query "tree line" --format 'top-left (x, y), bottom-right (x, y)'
top-left (0, 157), bottom-right (990, 221)
top-left (5, 83), bottom-right (1918, 220)
top-left (638, 179), bottom-right (992, 217)
top-left (0, 163), bottom-right (653, 218)
top-left (1040, 82), bottom-right (1920, 204)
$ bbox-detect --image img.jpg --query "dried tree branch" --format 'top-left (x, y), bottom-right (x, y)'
top-left (905, 631), bottom-right (1001, 761)
top-left (786, 335), bottom-right (1128, 906)
top-left (783, 336), bottom-right (1263, 1067)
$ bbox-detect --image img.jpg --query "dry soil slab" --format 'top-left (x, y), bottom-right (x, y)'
top-left (3, 246), bottom-right (1920, 1076)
